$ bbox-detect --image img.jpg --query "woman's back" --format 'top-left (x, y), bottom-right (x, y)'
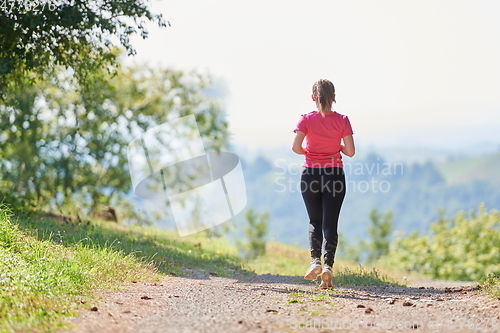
top-left (294, 110), bottom-right (353, 168)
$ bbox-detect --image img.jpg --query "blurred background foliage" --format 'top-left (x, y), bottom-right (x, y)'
top-left (338, 204), bottom-right (500, 281)
top-left (381, 204), bottom-right (500, 281)
top-left (0, 64), bottom-right (229, 218)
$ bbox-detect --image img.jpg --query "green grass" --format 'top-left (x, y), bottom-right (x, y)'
top-left (479, 274), bottom-right (500, 299)
top-left (0, 209), bottom-right (157, 333)
top-left (334, 266), bottom-right (398, 286)
top-left (243, 242), bottom-right (308, 277)
top-left (17, 214), bottom-right (245, 278)
top-left (289, 290), bottom-right (339, 300)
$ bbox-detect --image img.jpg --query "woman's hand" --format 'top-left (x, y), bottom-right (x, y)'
top-left (341, 135), bottom-right (355, 157)
top-left (292, 131), bottom-right (307, 155)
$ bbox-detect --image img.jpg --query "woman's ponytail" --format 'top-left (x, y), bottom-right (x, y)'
top-left (312, 79), bottom-right (336, 117)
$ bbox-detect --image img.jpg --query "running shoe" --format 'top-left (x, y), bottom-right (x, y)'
top-left (304, 258), bottom-right (322, 280)
top-left (319, 265), bottom-right (333, 289)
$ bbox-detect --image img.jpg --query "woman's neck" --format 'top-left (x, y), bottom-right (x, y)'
top-left (319, 109), bottom-right (333, 115)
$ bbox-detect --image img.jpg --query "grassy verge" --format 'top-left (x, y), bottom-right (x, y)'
top-left (0, 209), bottom-right (157, 333)
top-left (17, 214), bottom-right (244, 277)
top-left (479, 274), bottom-right (500, 299)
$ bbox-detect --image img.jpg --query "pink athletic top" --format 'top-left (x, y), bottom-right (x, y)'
top-left (294, 111), bottom-right (353, 168)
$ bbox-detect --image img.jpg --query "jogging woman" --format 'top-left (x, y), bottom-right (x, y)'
top-left (292, 79), bottom-right (355, 288)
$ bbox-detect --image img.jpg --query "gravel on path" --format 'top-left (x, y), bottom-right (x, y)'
top-left (65, 272), bottom-right (500, 333)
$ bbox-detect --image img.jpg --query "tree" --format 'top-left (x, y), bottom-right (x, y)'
top-left (0, 64), bottom-right (229, 215)
top-left (365, 209), bottom-right (393, 264)
top-left (0, 0), bottom-right (167, 91)
top-left (238, 208), bottom-right (269, 260)
top-left (340, 209), bottom-right (393, 264)
top-left (341, 208), bottom-right (393, 264)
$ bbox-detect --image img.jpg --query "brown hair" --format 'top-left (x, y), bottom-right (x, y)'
top-left (312, 79), bottom-right (336, 116)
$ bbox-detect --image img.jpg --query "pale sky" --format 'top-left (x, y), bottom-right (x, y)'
top-left (128, 0), bottom-right (500, 151)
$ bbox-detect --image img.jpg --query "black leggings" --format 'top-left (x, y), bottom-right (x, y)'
top-left (300, 167), bottom-right (346, 267)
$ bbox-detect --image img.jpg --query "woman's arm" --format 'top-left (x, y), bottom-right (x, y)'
top-left (341, 135), bottom-right (355, 157)
top-left (292, 131), bottom-right (307, 155)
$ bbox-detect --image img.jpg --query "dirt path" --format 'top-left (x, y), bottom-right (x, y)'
top-left (65, 271), bottom-right (499, 333)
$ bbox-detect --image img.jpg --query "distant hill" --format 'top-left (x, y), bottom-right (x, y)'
top-left (436, 152), bottom-right (500, 185)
